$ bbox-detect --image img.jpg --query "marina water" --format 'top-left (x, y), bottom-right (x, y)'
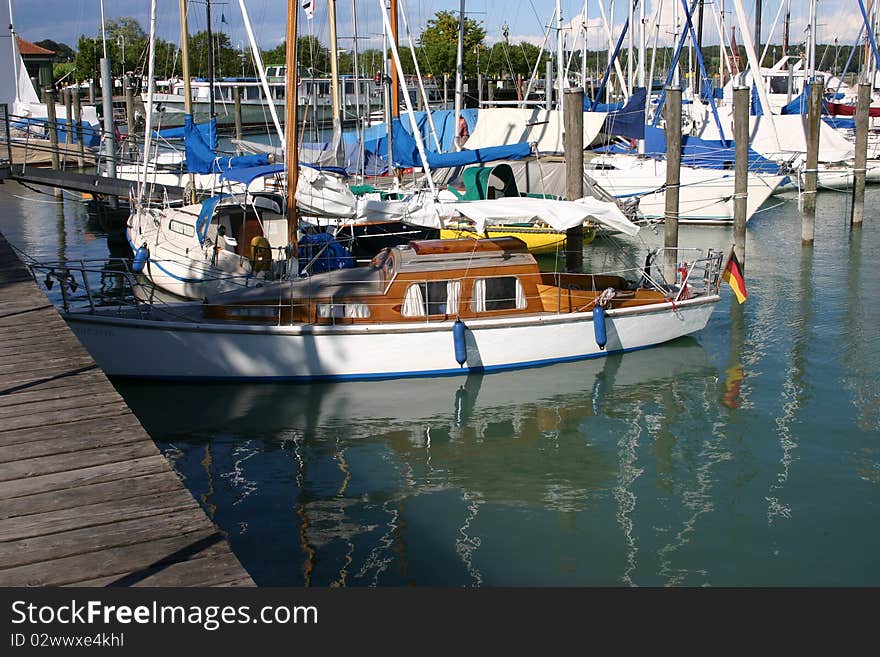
top-left (1, 182), bottom-right (877, 586)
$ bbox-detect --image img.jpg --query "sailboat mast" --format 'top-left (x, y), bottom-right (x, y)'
top-left (285, 0), bottom-right (299, 252)
top-left (206, 0), bottom-right (216, 119)
top-left (781, 0), bottom-right (790, 63)
top-left (328, 0), bottom-right (341, 127)
top-left (351, 0), bottom-right (361, 144)
top-left (556, 0), bottom-right (564, 104)
top-left (178, 0), bottom-right (196, 204)
top-left (454, 0), bottom-right (465, 150)
top-left (390, 0), bottom-right (400, 118)
top-left (754, 0), bottom-right (762, 68)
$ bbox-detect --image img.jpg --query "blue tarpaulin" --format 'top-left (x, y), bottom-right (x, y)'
top-left (387, 119), bottom-right (531, 169)
top-left (780, 83), bottom-right (832, 115)
top-left (298, 232), bottom-right (355, 275)
top-left (184, 115), bottom-right (220, 174)
top-left (154, 119), bottom-right (217, 145)
top-left (196, 194), bottom-right (230, 243)
top-left (643, 126), bottom-right (782, 174)
top-left (823, 116), bottom-right (856, 130)
top-left (597, 87), bottom-right (646, 140)
top-left (11, 117), bottom-right (100, 148)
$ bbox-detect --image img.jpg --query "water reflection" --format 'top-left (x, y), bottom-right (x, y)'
top-left (119, 340), bottom-right (720, 585)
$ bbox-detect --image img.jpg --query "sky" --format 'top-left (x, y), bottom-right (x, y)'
top-left (8, 0), bottom-right (867, 57)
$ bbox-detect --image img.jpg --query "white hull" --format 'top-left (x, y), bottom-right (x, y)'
top-left (586, 160), bottom-right (787, 224)
top-left (64, 296), bottom-right (719, 381)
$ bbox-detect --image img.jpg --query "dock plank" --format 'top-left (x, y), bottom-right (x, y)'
top-left (0, 229), bottom-right (253, 586)
top-left (0, 471), bottom-right (184, 518)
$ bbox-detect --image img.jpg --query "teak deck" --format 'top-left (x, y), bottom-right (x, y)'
top-left (0, 231), bottom-right (254, 587)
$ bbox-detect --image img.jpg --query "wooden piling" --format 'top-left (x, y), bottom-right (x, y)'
top-left (733, 85), bottom-right (749, 267)
top-left (72, 87), bottom-right (85, 169)
top-left (124, 74), bottom-right (135, 155)
top-left (63, 88), bottom-right (73, 150)
top-left (564, 88), bottom-right (585, 273)
top-left (44, 89), bottom-right (63, 200)
top-left (663, 86), bottom-right (682, 283)
top-left (802, 77), bottom-right (823, 243)
top-left (88, 79), bottom-right (95, 104)
top-left (851, 81), bottom-right (870, 227)
top-left (233, 86), bottom-right (243, 148)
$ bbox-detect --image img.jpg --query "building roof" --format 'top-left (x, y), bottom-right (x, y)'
top-left (17, 37), bottom-right (55, 56)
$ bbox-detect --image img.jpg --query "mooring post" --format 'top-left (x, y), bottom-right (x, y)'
top-left (564, 88), bottom-right (585, 273)
top-left (88, 79), bottom-right (96, 104)
top-left (487, 77), bottom-right (495, 106)
top-left (233, 86), bottom-right (243, 150)
top-left (802, 77), bottom-right (823, 242)
top-left (124, 74), bottom-right (135, 159)
top-left (63, 87), bottom-right (73, 153)
top-left (663, 85), bottom-right (682, 284)
top-left (733, 85), bottom-right (749, 268)
top-left (443, 74), bottom-right (449, 110)
top-left (851, 81), bottom-right (870, 227)
top-left (44, 89), bottom-right (63, 200)
top-left (477, 73), bottom-right (483, 107)
top-left (72, 87), bottom-right (85, 170)
top-left (99, 58), bottom-right (118, 210)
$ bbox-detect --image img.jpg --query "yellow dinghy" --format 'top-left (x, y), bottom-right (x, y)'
top-left (441, 221), bottom-right (597, 255)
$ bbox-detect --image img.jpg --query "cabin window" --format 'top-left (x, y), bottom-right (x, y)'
top-left (769, 76), bottom-right (789, 94)
top-left (317, 303), bottom-right (371, 319)
top-left (169, 219), bottom-right (195, 237)
top-left (470, 276), bottom-right (527, 312)
top-left (401, 281), bottom-right (461, 317)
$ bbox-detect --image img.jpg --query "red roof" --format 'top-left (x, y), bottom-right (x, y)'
top-left (17, 37), bottom-right (55, 56)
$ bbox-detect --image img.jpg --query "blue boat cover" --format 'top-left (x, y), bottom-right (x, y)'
top-left (196, 194), bottom-right (230, 243)
top-left (823, 116), bottom-right (856, 130)
top-left (298, 232), bottom-right (355, 275)
top-left (154, 119), bottom-right (217, 145)
top-left (219, 163), bottom-right (285, 185)
top-left (780, 83), bottom-right (832, 115)
top-left (387, 119), bottom-right (531, 169)
top-left (643, 126), bottom-right (782, 174)
top-left (11, 117), bottom-right (100, 148)
top-left (597, 87), bottom-right (646, 140)
top-left (184, 115), bottom-right (220, 174)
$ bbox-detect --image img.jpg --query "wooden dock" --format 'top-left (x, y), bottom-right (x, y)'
top-left (0, 231), bottom-right (254, 587)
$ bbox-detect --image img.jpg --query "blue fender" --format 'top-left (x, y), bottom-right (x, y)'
top-left (132, 246), bottom-right (150, 273)
top-left (453, 319), bottom-right (467, 367)
top-left (593, 306), bottom-right (607, 350)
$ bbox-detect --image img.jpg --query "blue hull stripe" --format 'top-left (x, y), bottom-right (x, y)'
top-left (107, 343), bottom-right (657, 383)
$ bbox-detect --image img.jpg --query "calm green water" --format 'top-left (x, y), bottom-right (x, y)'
top-left (1, 182), bottom-right (878, 586)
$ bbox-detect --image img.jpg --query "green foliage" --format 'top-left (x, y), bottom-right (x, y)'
top-left (53, 62), bottom-right (76, 84)
top-left (418, 10), bottom-right (485, 76)
top-left (35, 39), bottom-right (75, 62)
top-left (483, 41), bottom-right (551, 79)
top-left (188, 30), bottom-right (254, 78)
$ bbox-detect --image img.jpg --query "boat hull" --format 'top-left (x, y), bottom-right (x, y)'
top-left (64, 295), bottom-right (719, 381)
top-left (440, 224), bottom-right (596, 255)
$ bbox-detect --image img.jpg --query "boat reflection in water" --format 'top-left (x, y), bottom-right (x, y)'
top-left (119, 338), bottom-right (720, 586)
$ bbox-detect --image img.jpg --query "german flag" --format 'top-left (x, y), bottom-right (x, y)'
top-left (722, 247), bottom-right (747, 304)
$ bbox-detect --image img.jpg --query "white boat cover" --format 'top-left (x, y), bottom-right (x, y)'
top-left (441, 196), bottom-right (639, 236)
top-left (363, 194), bottom-right (639, 237)
top-left (464, 108), bottom-right (608, 155)
top-left (295, 167), bottom-right (358, 218)
top-left (699, 108), bottom-right (854, 164)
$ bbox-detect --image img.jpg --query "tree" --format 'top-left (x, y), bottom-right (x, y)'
top-left (261, 36), bottom-right (330, 74)
top-left (418, 10), bottom-right (485, 77)
top-left (36, 39), bottom-right (75, 62)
